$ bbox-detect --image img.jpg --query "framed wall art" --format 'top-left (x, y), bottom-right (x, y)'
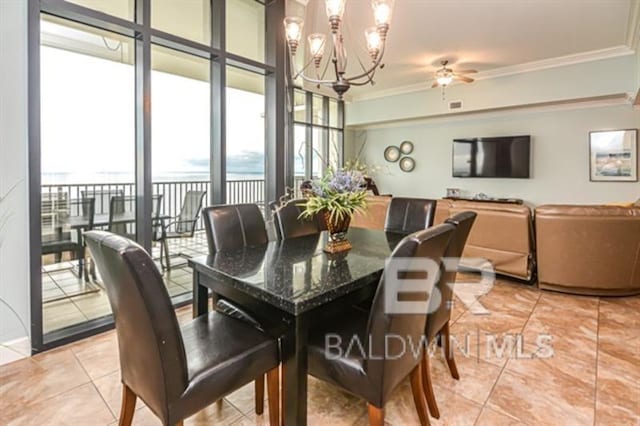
top-left (589, 129), bottom-right (638, 182)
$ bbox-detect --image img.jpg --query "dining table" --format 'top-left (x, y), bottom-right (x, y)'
top-left (45, 212), bottom-right (170, 281)
top-left (188, 227), bottom-right (406, 425)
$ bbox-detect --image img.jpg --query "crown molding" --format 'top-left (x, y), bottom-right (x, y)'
top-left (350, 45), bottom-right (635, 102)
top-left (627, 0), bottom-right (640, 49)
top-left (347, 94), bottom-right (633, 130)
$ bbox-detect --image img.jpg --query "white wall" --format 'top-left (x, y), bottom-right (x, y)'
top-left (348, 104), bottom-right (640, 206)
top-left (0, 0), bottom-right (31, 354)
top-left (346, 54), bottom-right (638, 127)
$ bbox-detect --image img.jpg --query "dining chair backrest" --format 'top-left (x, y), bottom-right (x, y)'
top-left (151, 194), bottom-right (164, 240)
top-left (72, 197), bottom-right (96, 238)
top-left (41, 198), bottom-right (96, 251)
top-left (202, 203), bottom-right (268, 254)
top-left (152, 194), bottom-right (163, 218)
top-left (365, 223), bottom-right (455, 402)
top-left (272, 198), bottom-right (321, 240)
top-left (426, 211), bottom-right (477, 341)
top-left (108, 195), bottom-right (135, 237)
top-left (175, 190), bottom-right (207, 235)
top-left (82, 189), bottom-right (124, 216)
top-left (384, 197), bottom-right (438, 234)
top-left (84, 231), bottom-right (188, 419)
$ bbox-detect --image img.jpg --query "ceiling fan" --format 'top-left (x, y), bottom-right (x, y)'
top-left (432, 60), bottom-right (477, 88)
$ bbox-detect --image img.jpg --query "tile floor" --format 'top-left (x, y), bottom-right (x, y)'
top-left (41, 232), bottom-right (210, 334)
top-left (2, 276), bottom-right (639, 425)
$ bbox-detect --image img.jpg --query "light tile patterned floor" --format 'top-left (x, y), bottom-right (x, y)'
top-left (2, 276), bottom-right (639, 425)
top-left (41, 232), bottom-right (209, 334)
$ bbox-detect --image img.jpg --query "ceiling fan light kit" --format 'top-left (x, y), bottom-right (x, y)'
top-left (284, 0), bottom-right (395, 99)
top-left (432, 60), bottom-right (477, 99)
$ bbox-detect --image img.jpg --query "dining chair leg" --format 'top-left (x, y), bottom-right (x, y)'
top-left (367, 403), bottom-right (384, 426)
top-left (442, 322), bottom-right (460, 380)
top-left (266, 367), bottom-right (280, 426)
top-left (410, 364), bottom-right (431, 426)
top-left (421, 350), bottom-right (440, 419)
top-left (118, 384), bottom-right (136, 426)
top-left (255, 375), bottom-right (265, 415)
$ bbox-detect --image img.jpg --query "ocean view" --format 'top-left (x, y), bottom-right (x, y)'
top-left (42, 171), bottom-right (266, 185)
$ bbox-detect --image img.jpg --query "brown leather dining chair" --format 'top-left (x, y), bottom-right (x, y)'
top-left (307, 223), bottom-right (455, 426)
top-left (84, 231), bottom-right (280, 426)
top-left (421, 211), bottom-right (477, 419)
top-left (201, 203), bottom-right (274, 413)
top-left (384, 197), bottom-right (438, 234)
top-left (271, 198), bottom-right (322, 240)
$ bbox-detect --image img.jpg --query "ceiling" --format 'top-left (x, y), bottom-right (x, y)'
top-left (299, 0), bottom-right (637, 99)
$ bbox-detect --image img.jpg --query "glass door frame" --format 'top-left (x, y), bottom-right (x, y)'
top-left (28, 0), bottom-right (287, 353)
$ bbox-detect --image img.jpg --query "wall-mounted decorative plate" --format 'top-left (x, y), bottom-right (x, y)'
top-left (399, 156), bottom-right (415, 172)
top-left (400, 140), bottom-right (414, 155)
top-left (384, 146), bottom-right (401, 162)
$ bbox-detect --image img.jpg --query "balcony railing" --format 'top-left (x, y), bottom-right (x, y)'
top-left (41, 177), bottom-right (307, 234)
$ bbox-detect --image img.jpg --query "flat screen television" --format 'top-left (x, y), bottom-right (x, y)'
top-left (452, 136), bottom-right (531, 178)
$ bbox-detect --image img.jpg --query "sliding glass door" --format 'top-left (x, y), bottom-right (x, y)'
top-left (31, 0), bottom-right (285, 351)
top-left (226, 66), bottom-right (266, 208)
top-left (40, 16), bottom-right (135, 335)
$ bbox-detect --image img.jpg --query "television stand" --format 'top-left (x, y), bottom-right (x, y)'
top-left (443, 196), bottom-right (524, 205)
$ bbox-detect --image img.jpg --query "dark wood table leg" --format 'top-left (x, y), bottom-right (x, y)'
top-left (282, 314), bottom-right (309, 425)
top-left (192, 269), bottom-right (208, 318)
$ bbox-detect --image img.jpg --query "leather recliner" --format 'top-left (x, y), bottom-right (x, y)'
top-left (84, 231), bottom-right (280, 426)
top-left (535, 204), bottom-right (640, 296)
top-left (351, 195), bottom-right (392, 230)
top-left (434, 199), bottom-right (535, 281)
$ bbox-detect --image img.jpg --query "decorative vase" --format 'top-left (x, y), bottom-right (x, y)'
top-left (323, 210), bottom-right (352, 253)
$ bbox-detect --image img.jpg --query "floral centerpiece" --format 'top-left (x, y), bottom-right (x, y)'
top-left (300, 167), bottom-right (368, 253)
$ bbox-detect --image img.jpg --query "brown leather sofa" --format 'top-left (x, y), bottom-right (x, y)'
top-left (434, 199), bottom-right (535, 281)
top-left (351, 196), bottom-right (391, 230)
top-left (535, 205), bottom-right (640, 296)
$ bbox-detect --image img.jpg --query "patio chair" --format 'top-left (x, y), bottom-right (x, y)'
top-left (155, 190), bottom-right (207, 271)
top-left (81, 189), bottom-right (124, 216)
top-left (108, 195), bottom-right (136, 239)
top-left (41, 197), bottom-right (95, 281)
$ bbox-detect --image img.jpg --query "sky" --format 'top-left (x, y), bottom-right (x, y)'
top-left (41, 45), bottom-right (267, 183)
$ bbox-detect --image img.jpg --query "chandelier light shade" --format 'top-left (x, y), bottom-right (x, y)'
top-left (325, 0), bottom-right (346, 20)
top-left (284, 0), bottom-right (395, 98)
top-left (371, 0), bottom-right (394, 27)
top-left (283, 17), bottom-right (304, 55)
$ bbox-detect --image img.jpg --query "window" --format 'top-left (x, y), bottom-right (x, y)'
top-left (226, 66), bottom-right (266, 206)
top-left (226, 0), bottom-right (265, 63)
top-left (33, 0), bottom-right (284, 349)
top-left (291, 88), bottom-right (345, 183)
top-left (40, 16), bottom-right (135, 334)
top-left (151, 0), bottom-right (211, 44)
top-left (66, 0), bottom-right (133, 20)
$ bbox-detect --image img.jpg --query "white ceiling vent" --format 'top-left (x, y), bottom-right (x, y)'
top-left (449, 100), bottom-right (463, 111)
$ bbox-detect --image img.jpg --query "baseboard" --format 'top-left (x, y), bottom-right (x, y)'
top-left (0, 336), bottom-right (30, 366)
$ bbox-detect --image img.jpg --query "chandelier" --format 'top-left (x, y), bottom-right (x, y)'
top-left (283, 0), bottom-right (395, 99)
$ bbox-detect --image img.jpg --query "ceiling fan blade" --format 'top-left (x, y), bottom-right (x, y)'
top-left (455, 69), bottom-right (478, 74)
top-left (431, 82), bottom-right (440, 88)
top-left (454, 75), bottom-right (474, 83)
